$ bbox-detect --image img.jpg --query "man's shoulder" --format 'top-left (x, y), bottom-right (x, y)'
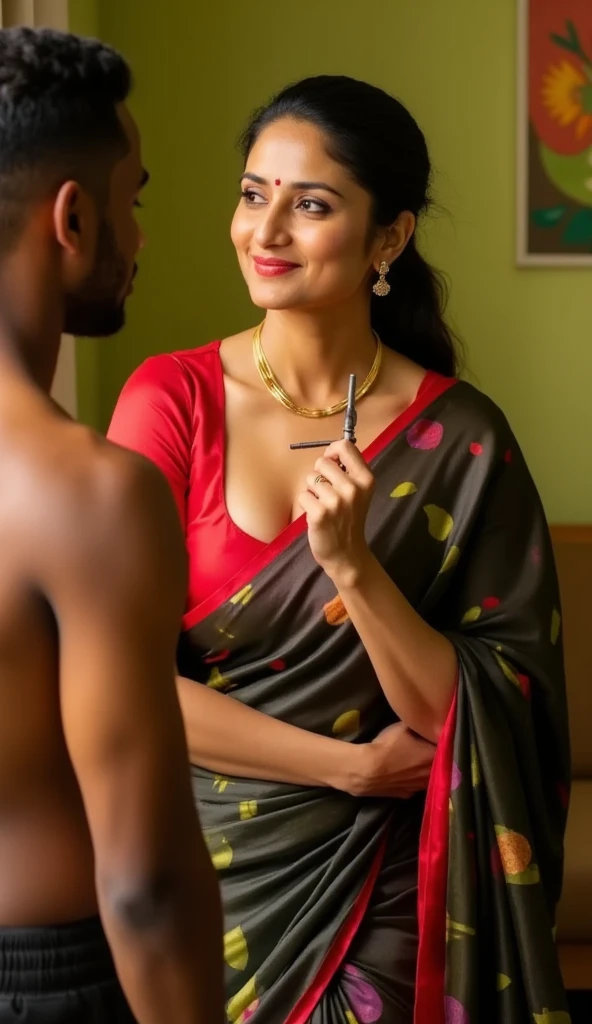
top-left (22, 414), bottom-right (177, 566)
top-left (36, 415), bottom-right (159, 504)
top-left (0, 394), bottom-right (184, 620)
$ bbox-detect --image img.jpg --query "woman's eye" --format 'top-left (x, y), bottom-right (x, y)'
top-left (241, 189), bottom-right (265, 205)
top-left (298, 198), bottom-right (330, 214)
top-left (133, 200), bottom-right (144, 209)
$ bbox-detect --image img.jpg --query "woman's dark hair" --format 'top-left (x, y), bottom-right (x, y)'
top-left (240, 75), bottom-right (460, 377)
top-left (0, 27), bottom-right (132, 256)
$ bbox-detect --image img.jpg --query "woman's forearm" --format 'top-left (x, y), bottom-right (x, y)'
top-left (335, 553), bottom-right (457, 743)
top-left (176, 676), bottom-right (364, 792)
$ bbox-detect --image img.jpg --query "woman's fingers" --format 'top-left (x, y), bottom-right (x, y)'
top-left (298, 489), bottom-right (324, 520)
top-left (306, 465), bottom-right (355, 507)
top-left (323, 440), bottom-right (375, 491)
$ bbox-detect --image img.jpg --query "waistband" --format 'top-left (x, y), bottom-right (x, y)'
top-left (0, 915), bottom-right (117, 996)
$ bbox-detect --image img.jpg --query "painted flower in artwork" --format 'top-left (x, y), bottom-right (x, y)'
top-left (530, 17), bottom-right (592, 156)
top-left (541, 60), bottom-right (592, 142)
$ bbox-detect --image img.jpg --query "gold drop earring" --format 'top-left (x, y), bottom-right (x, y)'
top-left (372, 261), bottom-right (391, 297)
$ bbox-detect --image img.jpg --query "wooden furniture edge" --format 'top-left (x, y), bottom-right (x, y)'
top-left (558, 943), bottom-right (592, 989)
top-left (550, 524), bottom-right (592, 545)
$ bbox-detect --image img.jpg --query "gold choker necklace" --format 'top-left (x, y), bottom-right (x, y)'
top-left (252, 322), bottom-right (382, 418)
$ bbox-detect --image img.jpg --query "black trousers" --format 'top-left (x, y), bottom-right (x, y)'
top-left (0, 916), bottom-right (134, 1022)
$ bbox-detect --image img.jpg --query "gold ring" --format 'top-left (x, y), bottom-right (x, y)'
top-left (314, 474), bottom-right (327, 486)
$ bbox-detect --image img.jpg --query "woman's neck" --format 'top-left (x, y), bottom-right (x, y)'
top-left (260, 302), bottom-right (378, 408)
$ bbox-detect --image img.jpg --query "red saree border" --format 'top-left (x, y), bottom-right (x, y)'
top-left (414, 686), bottom-right (457, 1024)
top-left (182, 372), bottom-right (458, 631)
top-left (283, 833), bottom-right (387, 1024)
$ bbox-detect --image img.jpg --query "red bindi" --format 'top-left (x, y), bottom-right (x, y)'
top-left (274, 178), bottom-right (281, 186)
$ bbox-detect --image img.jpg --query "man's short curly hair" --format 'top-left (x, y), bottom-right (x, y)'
top-left (0, 27), bottom-right (133, 255)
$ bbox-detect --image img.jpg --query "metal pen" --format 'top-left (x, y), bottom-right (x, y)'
top-left (342, 374), bottom-right (357, 444)
top-left (289, 374), bottom-right (357, 450)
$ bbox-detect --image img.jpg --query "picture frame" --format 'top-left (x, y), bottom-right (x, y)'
top-left (516, 0), bottom-right (592, 266)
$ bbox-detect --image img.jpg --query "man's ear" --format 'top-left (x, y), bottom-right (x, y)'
top-left (53, 181), bottom-right (97, 256)
top-left (53, 181), bottom-right (98, 285)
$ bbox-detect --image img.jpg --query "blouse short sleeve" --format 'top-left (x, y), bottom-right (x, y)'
top-left (107, 354), bottom-right (194, 529)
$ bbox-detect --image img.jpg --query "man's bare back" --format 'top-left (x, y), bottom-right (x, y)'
top-left (0, 386), bottom-right (116, 926)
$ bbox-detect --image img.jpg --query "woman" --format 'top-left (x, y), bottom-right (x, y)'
top-left (108, 76), bottom-right (570, 1024)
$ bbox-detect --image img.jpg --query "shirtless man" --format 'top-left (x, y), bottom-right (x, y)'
top-left (0, 27), bottom-right (223, 1024)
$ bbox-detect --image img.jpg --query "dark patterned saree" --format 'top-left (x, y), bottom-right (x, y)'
top-left (177, 376), bottom-right (570, 1024)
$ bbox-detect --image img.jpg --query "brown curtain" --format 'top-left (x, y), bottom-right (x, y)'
top-left (1, 2), bottom-right (68, 29)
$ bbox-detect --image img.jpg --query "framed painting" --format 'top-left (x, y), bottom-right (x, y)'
top-left (517, 0), bottom-right (592, 265)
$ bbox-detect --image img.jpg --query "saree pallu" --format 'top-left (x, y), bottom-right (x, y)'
top-left (177, 377), bottom-right (570, 1024)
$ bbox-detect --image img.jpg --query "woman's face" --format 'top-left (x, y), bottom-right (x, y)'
top-left (231, 118), bottom-right (386, 313)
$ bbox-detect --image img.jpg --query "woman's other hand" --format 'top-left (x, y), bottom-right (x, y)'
top-left (348, 722), bottom-right (436, 799)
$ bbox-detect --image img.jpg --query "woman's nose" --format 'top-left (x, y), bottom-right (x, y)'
top-left (253, 203), bottom-right (291, 248)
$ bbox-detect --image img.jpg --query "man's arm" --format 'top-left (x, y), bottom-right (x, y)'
top-left (42, 446), bottom-right (223, 1024)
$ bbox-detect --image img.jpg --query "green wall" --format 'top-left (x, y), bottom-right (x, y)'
top-left (76, 0), bottom-right (590, 522)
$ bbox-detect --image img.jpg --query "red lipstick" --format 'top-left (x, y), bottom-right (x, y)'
top-left (253, 256), bottom-right (300, 277)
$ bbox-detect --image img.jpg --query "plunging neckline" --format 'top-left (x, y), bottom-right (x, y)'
top-left (183, 346), bottom-right (457, 631)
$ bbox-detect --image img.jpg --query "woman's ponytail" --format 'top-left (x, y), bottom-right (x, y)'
top-left (371, 238), bottom-right (458, 377)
